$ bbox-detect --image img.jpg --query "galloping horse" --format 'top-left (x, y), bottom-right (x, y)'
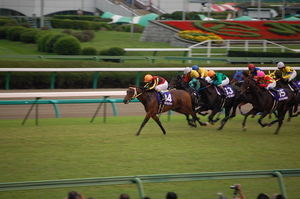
top-left (239, 76), bottom-right (299, 134)
top-left (168, 74), bottom-right (203, 111)
top-left (195, 77), bottom-right (244, 130)
top-left (230, 70), bottom-right (246, 85)
top-left (123, 85), bottom-right (206, 135)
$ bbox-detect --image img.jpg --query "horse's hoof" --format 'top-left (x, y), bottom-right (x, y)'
top-left (205, 122), bottom-right (210, 125)
top-left (242, 127), bottom-right (247, 131)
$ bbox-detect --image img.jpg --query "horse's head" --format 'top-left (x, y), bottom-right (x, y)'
top-left (233, 70), bottom-right (244, 81)
top-left (168, 74), bottom-right (186, 90)
top-left (123, 85), bottom-right (143, 104)
top-left (239, 76), bottom-right (257, 94)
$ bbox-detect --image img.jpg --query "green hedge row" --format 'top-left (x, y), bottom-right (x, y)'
top-left (52, 15), bottom-right (111, 22)
top-left (0, 61), bottom-right (184, 89)
top-left (228, 51), bottom-right (300, 57)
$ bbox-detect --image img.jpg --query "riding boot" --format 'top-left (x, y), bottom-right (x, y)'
top-left (290, 81), bottom-right (299, 93)
top-left (158, 91), bottom-right (165, 102)
top-left (219, 86), bottom-right (226, 98)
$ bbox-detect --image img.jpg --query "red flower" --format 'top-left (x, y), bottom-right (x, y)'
top-left (162, 20), bottom-right (300, 40)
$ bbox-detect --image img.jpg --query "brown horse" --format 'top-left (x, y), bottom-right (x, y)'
top-left (239, 76), bottom-right (299, 134)
top-left (123, 85), bottom-right (206, 135)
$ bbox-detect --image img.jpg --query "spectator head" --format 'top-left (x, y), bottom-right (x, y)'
top-left (166, 192), bottom-right (177, 199)
top-left (257, 193), bottom-right (270, 199)
top-left (68, 191), bottom-right (80, 199)
top-left (119, 193), bottom-right (130, 199)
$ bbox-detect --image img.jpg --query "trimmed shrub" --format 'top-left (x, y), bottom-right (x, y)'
top-left (82, 30), bottom-right (95, 39)
top-left (20, 22), bottom-right (31, 28)
top-left (6, 26), bottom-right (27, 41)
top-left (99, 47), bottom-right (124, 62)
top-left (45, 33), bottom-right (68, 53)
top-left (81, 47), bottom-right (98, 55)
top-left (35, 30), bottom-right (53, 43)
top-left (20, 28), bottom-right (40, 43)
top-left (123, 24), bottom-right (144, 33)
top-left (53, 36), bottom-right (81, 55)
top-left (37, 32), bottom-right (56, 52)
top-left (0, 26), bottom-right (11, 39)
top-left (0, 17), bottom-right (17, 26)
top-left (62, 29), bottom-right (72, 35)
top-left (41, 26), bottom-right (51, 30)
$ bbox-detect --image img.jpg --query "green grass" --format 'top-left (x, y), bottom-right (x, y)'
top-left (0, 115), bottom-right (300, 199)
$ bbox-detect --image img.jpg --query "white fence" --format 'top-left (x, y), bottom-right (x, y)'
top-left (188, 40), bottom-right (298, 58)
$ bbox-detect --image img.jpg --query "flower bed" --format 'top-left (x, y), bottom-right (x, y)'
top-left (162, 20), bottom-right (300, 40)
top-left (178, 30), bottom-right (223, 43)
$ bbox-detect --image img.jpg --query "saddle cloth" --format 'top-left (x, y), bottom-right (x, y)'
top-left (214, 86), bottom-right (235, 98)
top-left (155, 91), bottom-right (173, 105)
top-left (269, 88), bottom-right (288, 101)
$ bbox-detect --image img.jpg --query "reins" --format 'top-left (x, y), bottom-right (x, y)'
top-left (130, 87), bottom-right (143, 99)
top-left (197, 84), bottom-right (211, 91)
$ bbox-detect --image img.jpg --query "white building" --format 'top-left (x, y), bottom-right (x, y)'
top-left (0, 0), bottom-right (236, 17)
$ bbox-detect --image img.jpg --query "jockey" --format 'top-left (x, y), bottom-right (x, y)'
top-left (255, 71), bottom-right (277, 93)
top-left (183, 67), bottom-right (200, 90)
top-left (207, 70), bottom-right (229, 97)
top-left (144, 74), bottom-right (168, 102)
top-left (277, 62), bottom-right (298, 92)
top-left (248, 63), bottom-right (262, 77)
top-left (191, 65), bottom-right (210, 82)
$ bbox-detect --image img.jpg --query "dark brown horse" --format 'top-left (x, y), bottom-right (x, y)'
top-left (239, 76), bottom-right (299, 134)
top-left (123, 85), bottom-right (206, 135)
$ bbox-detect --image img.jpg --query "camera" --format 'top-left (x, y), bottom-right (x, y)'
top-left (230, 184), bottom-right (238, 190)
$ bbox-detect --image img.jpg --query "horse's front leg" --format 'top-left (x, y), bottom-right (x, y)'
top-left (218, 108), bottom-right (232, 130)
top-left (242, 108), bottom-right (259, 131)
top-left (208, 109), bottom-right (222, 124)
top-left (151, 114), bottom-right (166, 135)
top-left (136, 114), bottom-right (151, 136)
top-left (257, 111), bottom-right (271, 127)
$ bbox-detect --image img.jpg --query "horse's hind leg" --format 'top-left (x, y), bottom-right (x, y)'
top-left (151, 114), bottom-right (166, 135)
top-left (185, 114), bottom-right (196, 127)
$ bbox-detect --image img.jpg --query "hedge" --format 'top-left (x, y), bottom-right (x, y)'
top-left (0, 61), bottom-right (182, 89)
top-left (228, 51), bottom-right (300, 58)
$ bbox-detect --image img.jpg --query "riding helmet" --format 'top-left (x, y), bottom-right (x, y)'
top-left (257, 71), bottom-right (265, 77)
top-left (277, 62), bottom-right (285, 69)
top-left (192, 65), bottom-right (199, 70)
top-left (248, 63), bottom-right (255, 69)
top-left (184, 67), bottom-right (192, 75)
top-left (144, 74), bottom-right (153, 82)
top-left (208, 70), bottom-right (216, 77)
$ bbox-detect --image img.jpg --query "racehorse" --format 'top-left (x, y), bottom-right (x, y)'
top-left (239, 76), bottom-right (299, 134)
top-left (168, 74), bottom-right (203, 112)
top-left (230, 70), bottom-right (246, 85)
top-left (194, 77), bottom-right (244, 130)
top-left (123, 85), bottom-right (206, 135)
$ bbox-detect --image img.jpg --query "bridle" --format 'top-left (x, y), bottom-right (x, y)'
top-left (129, 87), bottom-right (142, 99)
